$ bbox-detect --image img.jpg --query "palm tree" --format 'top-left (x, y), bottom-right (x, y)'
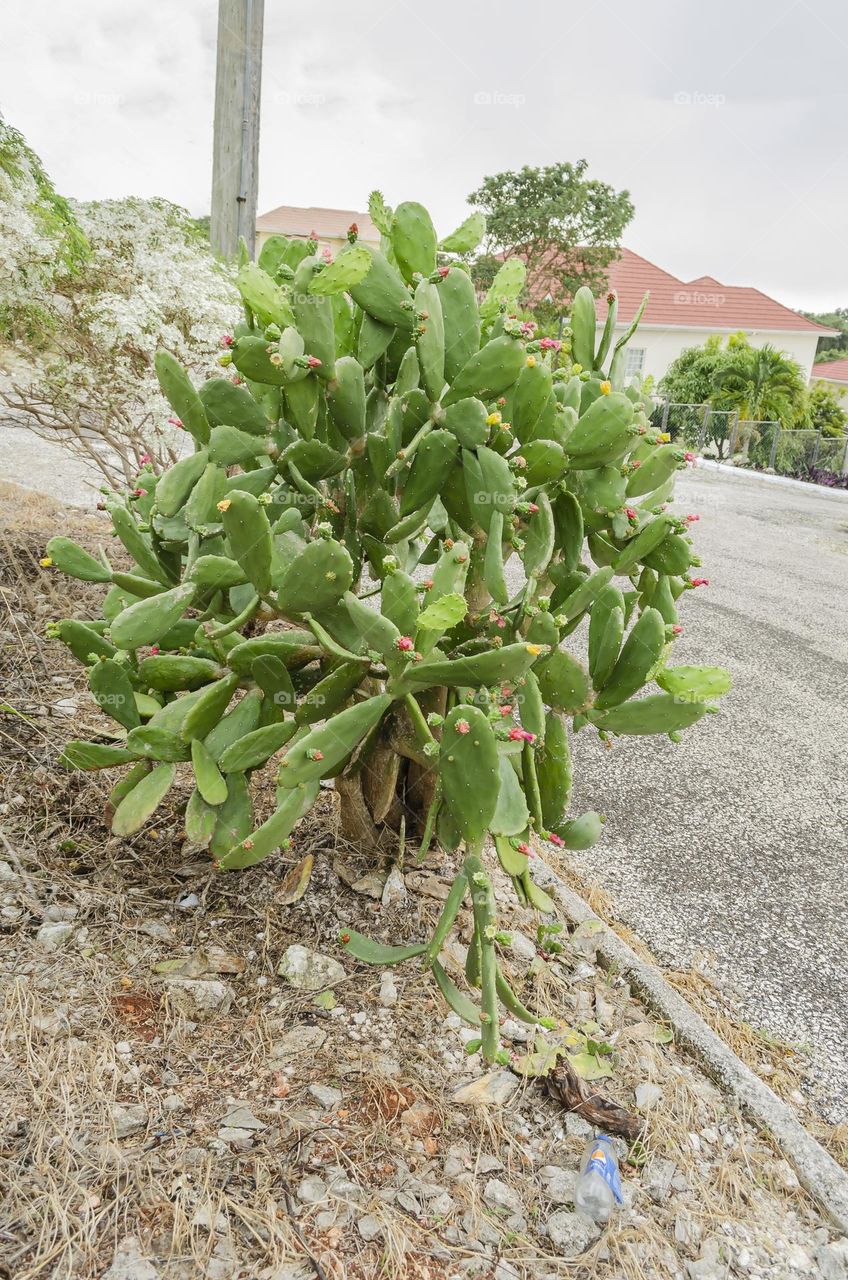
top-left (715, 343), bottom-right (806, 425)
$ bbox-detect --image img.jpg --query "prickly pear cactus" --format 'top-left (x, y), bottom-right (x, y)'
top-left (44, 197), bottom-right (730, 1063)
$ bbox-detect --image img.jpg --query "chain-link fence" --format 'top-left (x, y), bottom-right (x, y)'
top-left (653, 399), bottom-right (848, 479)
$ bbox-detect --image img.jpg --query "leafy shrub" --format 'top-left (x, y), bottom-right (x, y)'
top-left (44, 193), bottom-right (729, 1062)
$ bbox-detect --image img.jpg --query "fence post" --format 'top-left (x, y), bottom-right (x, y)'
top-left (811, 432), bottom-right (821, 468)
top-left (768, 424), bottom-right (780, 471)
top-left (727, 411), bottom-right (740, 460)
top-left (842, 436), bottom-right (848, 476)
top-left (661, 400), bottom-right (670, 434)
top-left (699, 404), bottom-right (710, 452)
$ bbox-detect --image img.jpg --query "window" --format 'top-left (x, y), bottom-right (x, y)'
top-left (625, 347), bottom-right (646, 377)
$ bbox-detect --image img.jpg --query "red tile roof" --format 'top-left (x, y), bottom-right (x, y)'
top-left (812, 359), bottom-right (848, 383)
top-left (596, 249), bottom-right (835, 335)
top-left (256, 204), bottom-right (380, 243)
top-left (526, 246), bottom-right (834, 335)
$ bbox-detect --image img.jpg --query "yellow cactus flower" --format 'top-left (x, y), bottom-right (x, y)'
top-left (216, 499), bottom-right (232, 512)
top-left (659, 432), bottom-right (671, 442)
top-left (525, 643), bottom-right (542, 656)
top-left (500, 421), bottom-right (512, 431)
top-left (571, 363), bottom-right (583, 375)
top-left (525, 354), bottom-right (537, 368)
top-left (599, 381), bottom-right (612, 395)
top-left (486, 412), bottom-right (502, 426)
top-left (39, 556), bottom-right (53, 568)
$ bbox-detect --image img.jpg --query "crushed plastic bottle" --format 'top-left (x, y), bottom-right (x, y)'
top-left (574, 1133), bottom-right (623, 1223)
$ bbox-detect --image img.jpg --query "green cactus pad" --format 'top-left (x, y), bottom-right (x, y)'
top-left (154, 350), bottom-right (210, 445)
top-left (438, 705), bottom-right (499, 845)
top-left (277, 693), bottom-right (392, 788)
top-left (45, 537), bottom-right (111, 583)
top-left (217, 780), bottom-right (320, 869)
top-left (111, 762), bottom-right (176, 836)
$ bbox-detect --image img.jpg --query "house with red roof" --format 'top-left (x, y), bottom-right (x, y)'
top-left (592, 249), bottom-right (836, 384)
top-left (256, 204), bottom-right (380, 257)
top-left (810, 358), bottom-right (848, 399)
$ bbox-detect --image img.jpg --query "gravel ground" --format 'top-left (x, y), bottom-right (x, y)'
top-left (540, 468), bottom-right (848, 1121)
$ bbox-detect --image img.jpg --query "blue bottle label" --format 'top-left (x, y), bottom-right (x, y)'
top-left (585, 1141), bottom-right (623, 1203)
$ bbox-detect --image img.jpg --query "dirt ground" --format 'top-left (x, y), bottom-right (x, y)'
top-left (1, 485), bottom-right (845, 1280)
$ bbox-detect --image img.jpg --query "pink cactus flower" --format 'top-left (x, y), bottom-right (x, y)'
top-left (322, 246), bottom-right (333, 262)
top-left (220, 334), bottom-right (234, 348)
top-left (306, 355), bottom-right (322, 368)
top-left (455, 719), bottom-right (471, 735)
top-left (684, 451), bottom-right (696, 463)
top-left (517, 841), bottom-right (531, 855)
top-left (132, 488), bottom-right (144, 498)
top-left (685, 513), bottom-right (700, 523)
top-left (548, 832), bottom-right (565, 847)
top-left (689, 577), bottom-right (710, 588)
top-left (624, 506), bottom-right (637, 520)
top-left (422, 579), bottom-right (434, 591)
top-left (149, 646), bottom-right (159, 655)
top-left (607, 291), bottom-right (617, 305)
top-left (527, 502), bottom-right (539, 514)
top-left (438, 266), bottom-right (450, 279)
top-left (672, 624), bottom-right (684, 635)
top-left (139, 453), bottom-right (152, 464)
top-left (395, 636), bottom-right (414, 651)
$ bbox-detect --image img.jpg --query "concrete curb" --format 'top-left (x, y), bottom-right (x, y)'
top-left (532, 860), bottom-right (848, 1232)
top-left (695, 458), bottom-right (848, 501)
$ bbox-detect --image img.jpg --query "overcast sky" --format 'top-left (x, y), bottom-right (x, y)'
top-left (3, 0), bottom-right (847, 311)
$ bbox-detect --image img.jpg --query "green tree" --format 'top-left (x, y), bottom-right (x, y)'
top-left (805, 381), bottom-right (847, 437)
top-left (467, 161), bottom-right (634, 322)
top-left (715, 342), bottom-right (807, 425)
top-left (802, 306), bottom-right (848, 358)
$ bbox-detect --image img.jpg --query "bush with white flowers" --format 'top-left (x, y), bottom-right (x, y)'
top-left (0, 117), bottom-right (239, 484)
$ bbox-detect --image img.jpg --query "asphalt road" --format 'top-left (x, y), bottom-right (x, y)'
top-left (559, 468), bottom-right (848, 1120)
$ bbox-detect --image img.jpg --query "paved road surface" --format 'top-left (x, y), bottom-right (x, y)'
top-left (561, 469), bottom-right (848, 1119)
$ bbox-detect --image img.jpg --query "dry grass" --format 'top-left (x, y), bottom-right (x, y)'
top-left (0, 485), bottom-right (839, 1278)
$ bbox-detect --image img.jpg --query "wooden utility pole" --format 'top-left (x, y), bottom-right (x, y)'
top-left (210, 0), bottom-right (264, 260)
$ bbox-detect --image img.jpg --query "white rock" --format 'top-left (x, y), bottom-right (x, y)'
top-left (643, 1156), bottom-right (676, 1203)
top-left (774, 1158), bottom-right (800, 1191)
top-left (309, 1083), bottom-right (342, 1109)
top-left (539, 1165), bottom-right (576, 1204)
top-left (267, 1023), bottom-right (327, 1065)
top-left (546, 1210), bottom-right (598, 1257)
top-left (191, 1204), bottom-right (230, 1233)
top-left (509, 931), bottom-right (538, 964)
top-left (477, 1154), bottom-right (504, 1173)
top-left (452, 1070), bottom-right (520, 1106)
top-left (278, 944), bottom-right (345, 991)
top-left (165, 978), bottom-right (234, 1021)
top-left (297, 1175), bottom-right (328, 1204)
top-left (379, 971), bottom-right (398, 1007)
top-left (817, 1239), bottom-right (848, 1280)
top-left (111, 1102), bottom-right (148, 1139)
top-left (482, 1178), bottom-right (523, 1214)
top-left (495, 1261), bottom-right (521, 1280)
top-left (381, 866), bottom-right (407, 907)
top-left (219, 1104), bottom-right (264, 1131)
top-left (674, 1211), bottom-right (702, 1249)
top-left (564, 1113), bottom-right (593, 1140)
top-left (635, 1082), bottom-right (663, 1110)
top-left (36, 921), bottom-right (74, 951)
top-left (162, 1093), bottom-right (185, 1114)
top-left (357, 1214), bottom-right (382, 1241)
top-left (101, 1235), bottom-right (159, 1280)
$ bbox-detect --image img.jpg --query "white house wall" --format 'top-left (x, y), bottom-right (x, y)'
top-left (598, 325), bottom-right (822, 385)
